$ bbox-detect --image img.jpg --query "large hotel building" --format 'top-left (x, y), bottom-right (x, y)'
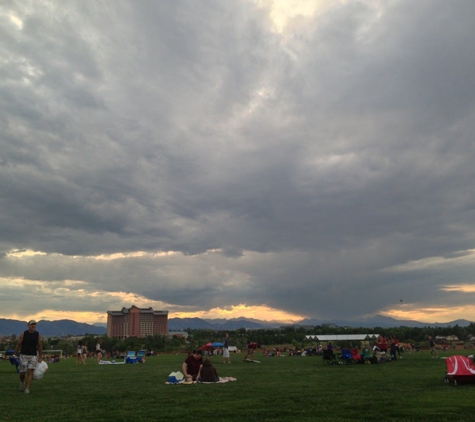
top-left (107, 305), bottom-right (169, 338)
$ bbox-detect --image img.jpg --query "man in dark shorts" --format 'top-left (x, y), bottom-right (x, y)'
top-left (243, 342), bottom-right (258, 361)
top-left (182, 350), bottom-right (203, 382)
top-left (14, 320), bottom-right (43, 394)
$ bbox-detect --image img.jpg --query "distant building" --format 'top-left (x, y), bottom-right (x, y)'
top-left (168, 331), bottom-right (189, 339)
top-left (107, 305), bottom-right (168, 339)
top-left (435, 335), bottom-right (460, 343)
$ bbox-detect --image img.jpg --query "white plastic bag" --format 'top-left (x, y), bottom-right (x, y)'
top-left (33, 361), bottom-right (49, 380)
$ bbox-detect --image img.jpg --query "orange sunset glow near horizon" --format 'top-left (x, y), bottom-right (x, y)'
top-left (7, 303), bottom-right (475, 326)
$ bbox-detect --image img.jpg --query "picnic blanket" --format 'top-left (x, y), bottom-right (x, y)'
top-left (98, 360), bottom-right (125, 364)
top-left (165, 377), bottom-right (237, 385)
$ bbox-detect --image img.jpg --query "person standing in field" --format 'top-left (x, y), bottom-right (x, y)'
top-left (429, 336), bottom-right (438, 358)
top-left (390, 339), bottom-right (398, 361)
top-left (378, 335), bottom-right (388, 353)
top-left (13, 320), bottom-right (43, 394)
top-left (76, 342), bottom-right (83, 365)
top-left (390, 335), bottom-right (402, 359)
top-left (81, 343), bottom-right (88, 364)
top-left (223, 333), bottom-right (231, 364)
top-left (95, 340), bottom-right (103, 363)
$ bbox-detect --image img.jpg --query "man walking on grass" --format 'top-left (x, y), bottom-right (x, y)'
top-left (14, 320), bottom-right (43, 394)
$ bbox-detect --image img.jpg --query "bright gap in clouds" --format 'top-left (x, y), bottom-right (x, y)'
top-left (441, 285), bottom-right (475, 293)
top-left (171, 304), bottom-right (305, 323)
top-left (0, 277), bottom-right (172, 324)
top-left (253, 0), bottom-right (328, 33)
top-left (9, 14), bottom-right (23, 30)
top-left (28, 310), bottom-right (107, 325)
top-left (6, 249), bottom-right (177, 260)
top-left (7, 250), bottom-right (47, 257)
top-left (0, 273), bottom-right (304, 324)
top-left (382, 305), bottom-right (475, 323)
top-left (17, 305), bottom-right (304, 326)
top-left (381, 276), bottom-right (475, 322)
top-left (383, 249), bottom-right (475, 272)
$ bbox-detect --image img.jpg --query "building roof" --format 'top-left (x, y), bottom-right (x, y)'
top-left (305, 334), bottom-right (380, 341)
top-left (107, 305), bottom-right (168, 315)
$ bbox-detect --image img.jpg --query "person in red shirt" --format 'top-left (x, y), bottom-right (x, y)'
top-left (243, 342), bottom-right (259, 361)
top-left (378, 335), bottom-right (388, 352)
top-left (182, 350), bottom-right (203, 382)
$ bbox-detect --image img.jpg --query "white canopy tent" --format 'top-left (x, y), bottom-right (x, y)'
top-left (305, 334), bottom-right (380, 341)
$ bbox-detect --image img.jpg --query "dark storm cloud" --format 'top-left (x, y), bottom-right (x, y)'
top-left (1, 0), bottom-right (475, 321)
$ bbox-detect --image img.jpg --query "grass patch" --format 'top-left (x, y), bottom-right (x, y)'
top-left (1, 350), bottom-right (474, 421)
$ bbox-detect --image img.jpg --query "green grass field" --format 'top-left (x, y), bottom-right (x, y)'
top-left (1, 349), bottom-right (474, 421)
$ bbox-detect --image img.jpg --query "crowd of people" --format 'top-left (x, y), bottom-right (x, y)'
top-left (317, 334), bottom-right (448, 364)
top-left (181, 337), bottom-right (260, 382)
top-left (11, 322), bottom-right (458, 392)
top-left (74, 340), bottom-right (107, 364)
top-left (180, 333), bottom-right (446, 376)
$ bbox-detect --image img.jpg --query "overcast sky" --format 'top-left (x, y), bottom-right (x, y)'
top-left (1, 0), bottom-right (475, 325)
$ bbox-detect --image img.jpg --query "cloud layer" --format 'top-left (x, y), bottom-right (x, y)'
top-left (1, 0), bottom-right (475, 324)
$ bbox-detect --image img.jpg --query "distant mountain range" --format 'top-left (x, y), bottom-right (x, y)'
top-left (0, 318), bottom-right (107, 337)
top-left (0, 315), bottom-right (472, 337)
top-left (168, 315), bottom-right (473, 331)
top-left (168, 317), bottom-right (271, 331)
top-left (297, 315), bottom-right (473, 329)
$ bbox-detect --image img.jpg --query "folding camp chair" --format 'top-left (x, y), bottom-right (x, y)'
top-left (136, 350), bottom-right (146, 363)
top-left (125, 351), bottom-right (137, 364)
top-left (361, 348), bottom-right (372, 363)
top-left (322, 349), bottom-right (338, 365)
top-left (340, 349), bottom-right (354, 364)
top-left (351, 348), bottom-right (362, 363)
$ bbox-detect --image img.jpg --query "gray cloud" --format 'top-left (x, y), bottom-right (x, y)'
top-left (1, 0), bottom-right (475, 322)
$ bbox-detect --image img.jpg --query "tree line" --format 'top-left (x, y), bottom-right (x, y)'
top-left (2, 323), bottom-right (474, 356)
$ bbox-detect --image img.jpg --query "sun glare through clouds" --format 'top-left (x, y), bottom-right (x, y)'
top-left (171, 304), bottom-right (305, 323)
top-left (253, 0), bottom-right (328, 33)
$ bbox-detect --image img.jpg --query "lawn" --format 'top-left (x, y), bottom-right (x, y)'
top-left (1, 349), bottom-right (474, 421)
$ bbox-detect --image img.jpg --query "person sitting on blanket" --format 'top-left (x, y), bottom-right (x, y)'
top-left (198, 358), bottom-right (219, 382)
top-left (243, 342), bottom-right (259, 361)
top-left (182, 350), bottom-right (203, 382)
